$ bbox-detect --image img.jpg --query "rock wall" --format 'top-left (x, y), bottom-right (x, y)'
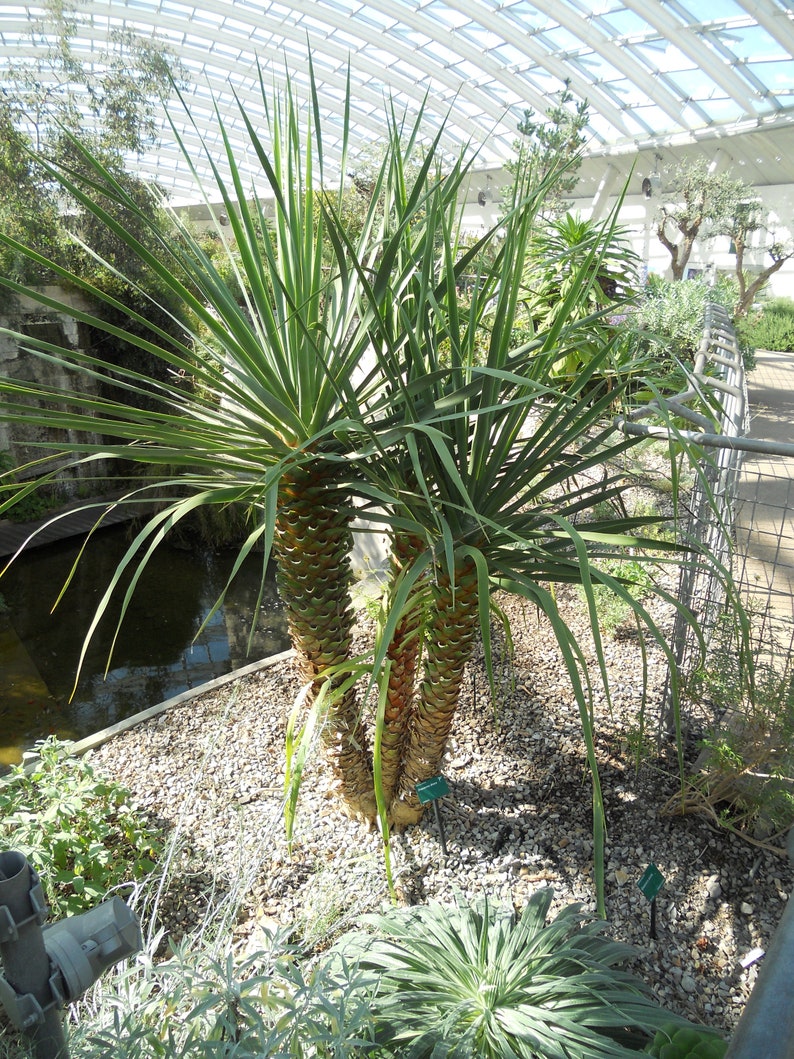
top-left (0, 288), bottom-right (112, 491)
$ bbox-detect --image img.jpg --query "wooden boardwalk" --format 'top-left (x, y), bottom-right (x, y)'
top-left (0, 496), bottom-right (138, 558)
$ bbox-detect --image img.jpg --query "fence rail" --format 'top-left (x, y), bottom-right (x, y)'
top-left (616, 303), bottom-right (794, 717)
top-left (618, 304), bottom-right (794, 1059)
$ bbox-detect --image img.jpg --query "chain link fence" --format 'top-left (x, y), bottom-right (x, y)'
top-left (733, 409), bottom-right (794, 674)
top-left (617, 302), bottom-right (794, 728)
top-left (619, 304), bottom-right (794, 1059)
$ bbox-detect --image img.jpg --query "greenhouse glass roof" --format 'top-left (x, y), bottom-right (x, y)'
top-left (1, 0), bottom-right (793, 196)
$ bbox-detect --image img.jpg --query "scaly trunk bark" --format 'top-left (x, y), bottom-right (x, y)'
top-left (389, 557), bottom-right (479, 827)
top-left (273, 466), bottom-right (375, 821)
top-left (378, 531), bottom-right (425, 804)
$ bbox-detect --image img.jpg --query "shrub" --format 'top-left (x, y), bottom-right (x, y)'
top-left (629, 276), bottom-right (737, 371)
top-left (0, 450), bottom-right (65, 522)
top-left (330, 888), bottom-right (715, 1059)
top-left (69, 932), bottom-right (378, 1058)
top-left (736, 296), bottom-right (794, 353)
top-left (577, 554), bottom-right (661, 638)
top-left (673, 617), bottom-right (794, 851)
top-left (0, 737), bottom-right (163, 917)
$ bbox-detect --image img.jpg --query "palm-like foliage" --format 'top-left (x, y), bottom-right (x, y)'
top-left (332, 888), bottom-right (712, 1059)
top-left (348, 173), bottom-right (694, 915)
top-left (524, 211), bottom-right (642, 379)
top-left (0, 62), bottom-right (731, 907)
top-left (0, 66), bottom-right (476, 819)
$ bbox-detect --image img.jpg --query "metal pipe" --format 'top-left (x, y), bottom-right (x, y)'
top-left (0, 851), bottom-right (68, 1059)
top-left (724, 833), bottom-right (794, 1059)
top-left (616, 420), bottom-right (794, 458)
top-left (1, 851), bottom-right (143, 1058)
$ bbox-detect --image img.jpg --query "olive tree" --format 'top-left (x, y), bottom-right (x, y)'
top-left (656, 158), bottom-right (794, 313)
top-left (655, 159), bottom-right (746, 281)
top-left (712, 198), bottom-right (794, 317)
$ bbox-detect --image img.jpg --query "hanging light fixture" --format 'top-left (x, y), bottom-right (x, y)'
top-left (642, 155), bottom-right (663, 199)
top-left (477, 175), bottom-right (494, 206)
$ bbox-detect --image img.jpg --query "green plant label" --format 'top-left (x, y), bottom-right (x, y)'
top-left (637, 864), bottom-right (665, 901)
top-left (415, 775), bottom-right (450, 804)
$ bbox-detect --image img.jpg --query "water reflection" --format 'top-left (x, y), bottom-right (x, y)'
top-left (0, 525), bottom-right (289, 763)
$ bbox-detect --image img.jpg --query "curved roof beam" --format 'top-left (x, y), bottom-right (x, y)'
top-left (620, 0), bottom-right (769, 113)
top-left (736, 0), bottom-right (794, 58)
top-left (3, 2), bottom-right (518, 180)
top-left (1, 0), bottom-right (792, 195)
top-left (425, 0), bottom-right (633, 138)
top-left (500, 0), bottom-right (689, 132)
top-left (94, 0), bottom-right (513, 132)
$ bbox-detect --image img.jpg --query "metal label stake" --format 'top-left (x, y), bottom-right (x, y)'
top-left (637, 863), bottom-right (665, 940)
top-left (416, 775), bottom-right (450, 857)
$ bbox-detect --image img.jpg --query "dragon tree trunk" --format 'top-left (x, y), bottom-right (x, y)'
top-left (273, 465), bottom-right (375, 821)
top-left (378, 531), bottom-right (426, 804)
top-left (389, 556), bottom-right (479, 827)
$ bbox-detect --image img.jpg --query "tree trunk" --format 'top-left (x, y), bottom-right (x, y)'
top-left (389, 557), bottom-right (480, 827)
top-left (378, 531), bottom-right (426, 804)
top-left (657, 218), bottom-right (697, 281)
top-left (273, 466), bottom-right (375, 820)
top-left (736, 258), bottom-right (788, 317)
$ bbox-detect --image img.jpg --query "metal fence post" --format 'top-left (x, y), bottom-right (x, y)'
top-left (724, 832), bottom-right (794, 1058)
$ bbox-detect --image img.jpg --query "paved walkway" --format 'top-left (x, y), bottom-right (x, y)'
top-left (734, 349), bottom-right (794, 653)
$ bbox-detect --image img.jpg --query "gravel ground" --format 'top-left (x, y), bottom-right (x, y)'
top-left (91, 584), bottom-right (793, 1040)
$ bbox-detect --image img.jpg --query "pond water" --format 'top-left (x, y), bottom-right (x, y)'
top-left (0, 525), bottom-right (290, 766)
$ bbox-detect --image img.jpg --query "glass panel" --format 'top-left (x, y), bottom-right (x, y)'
top-left (540, 25), bottom-right (584, 52)
top-left (586, 112), bottom-right (615, 143)
top-left (694, 97), bottom-right (747, 122)
top-left (620, 108), bottom-right (655, 137)
top-left (421, 1), bottom-right (470, 31)
top-left (632, 40), bottom-right (693, 74)
top-left (354, 7), bottom-right (394, 29)
top-left (158, 0), bottom-right (195, 16)
top-left (598, 8), bottom-right (655, 36)
top-left (712, 24), bottom-right (787, 61)
top-left (357, 46), bottom-right (398, 69)
top-left (328, 28), bottom-right (366, 49)
top-left (457, 25), bottom-right (504, 51)
top-left (481, 83), bottom-right (523, 109)
top-left (538, 69), bottom-right (572, 94)
top-left (674, 0), bottom-right (745, 19)
top-left (745, 60), bottom-right (794, 96)
top-left (422, 38), bottom-right (461, 65)
top-left (207, 41), bottom-right (243, 60)
top-left (490, 42), bottom-right (527, 66)
top-left (665, 67), bottom-right (719, 99)
top-left (390, 27), bottom-right (433, 49)
top-left (499, 0), bottom-right (545, 28)
top-left (0, 0), bottom-right (791, 195)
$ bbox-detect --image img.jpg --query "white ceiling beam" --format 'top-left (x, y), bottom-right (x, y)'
top-left (621, 0), bottom-right (767, 113)
top-left (525, 0), bottom-right (689, 128)
top-left (734, 0), bottom-right (794, 59)
top-left (439, 0), bottom-right (633, 135)
top-left (0, 0), bottom-right (790, 195)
